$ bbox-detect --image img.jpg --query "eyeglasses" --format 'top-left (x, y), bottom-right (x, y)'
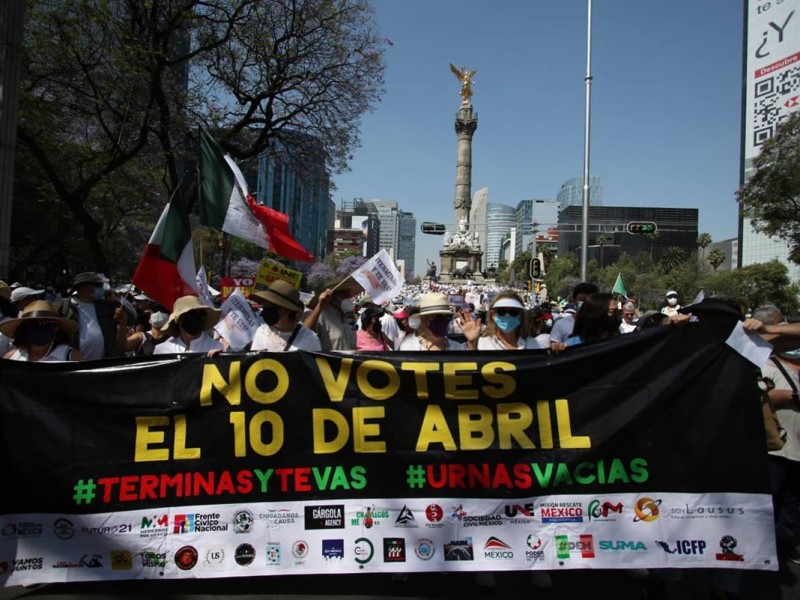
top-left (494, 308), bottom-right (522, 317)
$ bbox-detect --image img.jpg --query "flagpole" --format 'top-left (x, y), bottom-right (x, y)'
top-left (579, 0), bottom-right (593, 282)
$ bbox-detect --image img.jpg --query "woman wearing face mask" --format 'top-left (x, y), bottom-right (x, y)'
top-left (1, 300), bottom-right (84, 361)
top-left (477, 292), bottom-right (546, 350)
top-left (304, 276), bottom-right (363, 351)
top-left (356, 307), bottom-right (393, 351)
top-left (564, 292), bottom-right (621, 347)
top-left (153, 295), bottom-right (224, 354)
top-left (398, 292), bottom-right (480, 351)
top-left (661, 290), bottom-right (682, 318)
top-left (250, 281), bottom-right (320, 352)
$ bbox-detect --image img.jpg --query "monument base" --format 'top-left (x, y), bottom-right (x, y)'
top-left (439, 246), bottom-right (483, 283)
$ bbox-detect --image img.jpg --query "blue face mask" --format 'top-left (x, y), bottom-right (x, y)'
top-left (494, 314), bottom-right (521, 333)
top-left (92, 286), bottom-right (105, 301)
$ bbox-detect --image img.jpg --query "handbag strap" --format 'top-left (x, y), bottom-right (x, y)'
top-left (283, 324), bottom-right (302, 351)
top-left (770, 356), bottom-right (800, 394)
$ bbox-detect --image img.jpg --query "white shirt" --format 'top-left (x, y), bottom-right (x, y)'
top-left (7, 344), bottom-right (74, 362)
top-left (477, 335), bottom-right (547, 350)
top-left (251, 324), bottom-right (321, 352)
top-left (75, 299), bottom-right (105, 360)
top-left (153, 331), bottom-right (224, 354)
top-left (398, 334), bottom-right (466, 351)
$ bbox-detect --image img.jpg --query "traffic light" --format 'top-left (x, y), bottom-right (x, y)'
top-left (420, 222), bottom-right (446, 235)
top-left (626, 221), bottom-right (658, 235)
top-left (530, 258), bottom-right (541, 279)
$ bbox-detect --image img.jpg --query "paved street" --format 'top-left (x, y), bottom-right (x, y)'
top-left (2, 564), bottom-right (800, 600)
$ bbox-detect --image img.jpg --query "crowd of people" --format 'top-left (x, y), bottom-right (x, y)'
top-left (2, 271), bottom-right (800, 595)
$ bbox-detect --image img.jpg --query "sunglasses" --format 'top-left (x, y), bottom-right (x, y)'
top-left (494, 308), bottom-right (522, 317)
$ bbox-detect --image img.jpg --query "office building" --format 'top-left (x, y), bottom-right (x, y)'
top-left (556, 176), bottom-right (603, 212)
top-left (485, 202), bottom-right (516, 270)
top-left (366, 200), bottom-right (416, 277)
top-left (515, 198), bottom-right (559, 256)
top-left (558, 206), bottom-right (698, 264)
top-left (256, 134), bottom-right (331, 261)
top-left (327, 198), bottom-right (381, 259)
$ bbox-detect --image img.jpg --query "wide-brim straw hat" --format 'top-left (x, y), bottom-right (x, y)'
top-left (418, 292), bottom-right (454, 316)
top-left (0, 300), bottom-right (78, 338)
top-left (161, 295), bottom-right (221, 335)
top-left (252, 280), bottom-right (303, 312)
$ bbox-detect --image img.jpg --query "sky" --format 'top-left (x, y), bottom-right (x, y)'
top-left (332, 1), bottom-right (746, 276)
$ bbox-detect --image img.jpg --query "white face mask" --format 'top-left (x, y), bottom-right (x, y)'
top-left (339, 298), bottom-right (355, 313)
top-left (667, 297), bottom-right (678, 306)
top-left (408, 315), bottom-right (421, 330)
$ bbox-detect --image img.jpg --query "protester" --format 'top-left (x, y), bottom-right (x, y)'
top-left (661, 290), bottom-right (682, 318)
top-left (250, 280), bottom-right (321, 352)
top-left (398, 292), bottom-right (480, 351)
top-left (55, 272), bottom-right (127, 360)
top-left (122, 309), bottom-right (169, 356)
top-left (564, 292), bottom-right (621, 347)
top-left (153, 295), bottom-right (224, 354)
top-left (477, 291), bottom-right (546, 350)
top-left (10, 286), bottom-right (45, 316)
top-left (619, 301), bottom-right (638, 333)
top-left (549, 282), bottom-right (598, 348)
top-left (304, 276), bottom-right (363, 351)
top-left (1, 300), bottom-right (83, 362)
top-left (356, 307), bottom-right (393, 350)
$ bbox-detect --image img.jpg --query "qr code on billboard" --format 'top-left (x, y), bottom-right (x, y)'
top-left (752, 64), bottom-right (800, 146)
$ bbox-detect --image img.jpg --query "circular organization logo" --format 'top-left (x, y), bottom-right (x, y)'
top-left (292, 541), bottom-right (309, 559)
top-left (354, 538), bottom-right (374, 566)
top-left (233, 509), bottom-right (254, 533)
top-left (415, 538), bottom-right (435, 560)
top-left (526, 534), bottom-right (543, 550)
top-left (425, 504), bottom-right (443, 523)
top-left (206, 548), bottom-right (225, 565)
top-left (235, 543), bottom-right (256, 566)
top-left (1, 524), bottom-right (16, 537)
top-left (53, 518), bottom-right (75, 540)
top-left (174, 546), bottom-right (198, 570)
top-left (633, 498), bottom-right (662, 523)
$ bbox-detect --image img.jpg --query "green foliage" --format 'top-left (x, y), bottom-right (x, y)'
top-left (737, 111), bottom-right (800, 263)
top-left (708, 248), bottom-right (726, 271)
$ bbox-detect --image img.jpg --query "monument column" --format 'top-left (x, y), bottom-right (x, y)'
top-left (453, 105), bottom-right (478, 226)
top-left (439, 64), bottom-right (483, 282)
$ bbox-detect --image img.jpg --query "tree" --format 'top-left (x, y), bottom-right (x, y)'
top-left (659, 247), bottom-right (686, 273)
top-left (15, 0), bottom-right (386, 280)
top-left (708, 248), bottom-right (726, 272)
top-left (737, 111), bottom-right (800, 262)
top-left (697, 233), bottom-right (712, 261)
top-left (595, 234), bottom-right (608, 269)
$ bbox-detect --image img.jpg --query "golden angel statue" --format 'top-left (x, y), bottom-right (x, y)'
top-left (449, 63), bottom-right (476, 105)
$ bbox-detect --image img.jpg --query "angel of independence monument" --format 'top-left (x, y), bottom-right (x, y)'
top-left (439, 64), bottom-right (483, 282)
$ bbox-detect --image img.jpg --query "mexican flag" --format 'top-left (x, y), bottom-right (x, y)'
top-left (131, 195), bottom-right (199, 311)
top-left (198, 128), bottom-right (314, 262)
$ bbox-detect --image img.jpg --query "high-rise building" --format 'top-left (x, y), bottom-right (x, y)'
top-left (739, 0), bottom-right (800, 283)
top-left (256, 133), bottom-right (331, 261)
top-left (515, 199), bottom-right (559, 256)
top-left (470, 187), bottom-right (489, 269)
top-left (558, 206), bottom-right (698, 263)
top-left (556, 176), bottom-right (603, 212)
top-left (366, 200), bottom-right (416, 277)
top-left (485, 202), bottom-right (516, 270)
top-left (327, 198), bottom-right (380, 259)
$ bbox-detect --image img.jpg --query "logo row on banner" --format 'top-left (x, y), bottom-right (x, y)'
top-left (0, 492), bottom-right (777, 585)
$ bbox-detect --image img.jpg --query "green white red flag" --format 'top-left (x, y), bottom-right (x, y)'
top-left (198, 129), bottom-right (314, 262)
top-left (131, 196), bottom-right (199, 311)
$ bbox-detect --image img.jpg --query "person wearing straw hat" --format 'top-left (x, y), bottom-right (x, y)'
top-left (1, 300), bottom-right (83, 362)
top-left (153, 295), bottom-right (224, 355)
top-left (250, 280), bottom-right (320, 352)
top-left (398, 292), bottom-right (480, 351)
top-left (54, 271), bottom-right (128, 360)
top-left (304, 275), bottom-right (363, 351)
